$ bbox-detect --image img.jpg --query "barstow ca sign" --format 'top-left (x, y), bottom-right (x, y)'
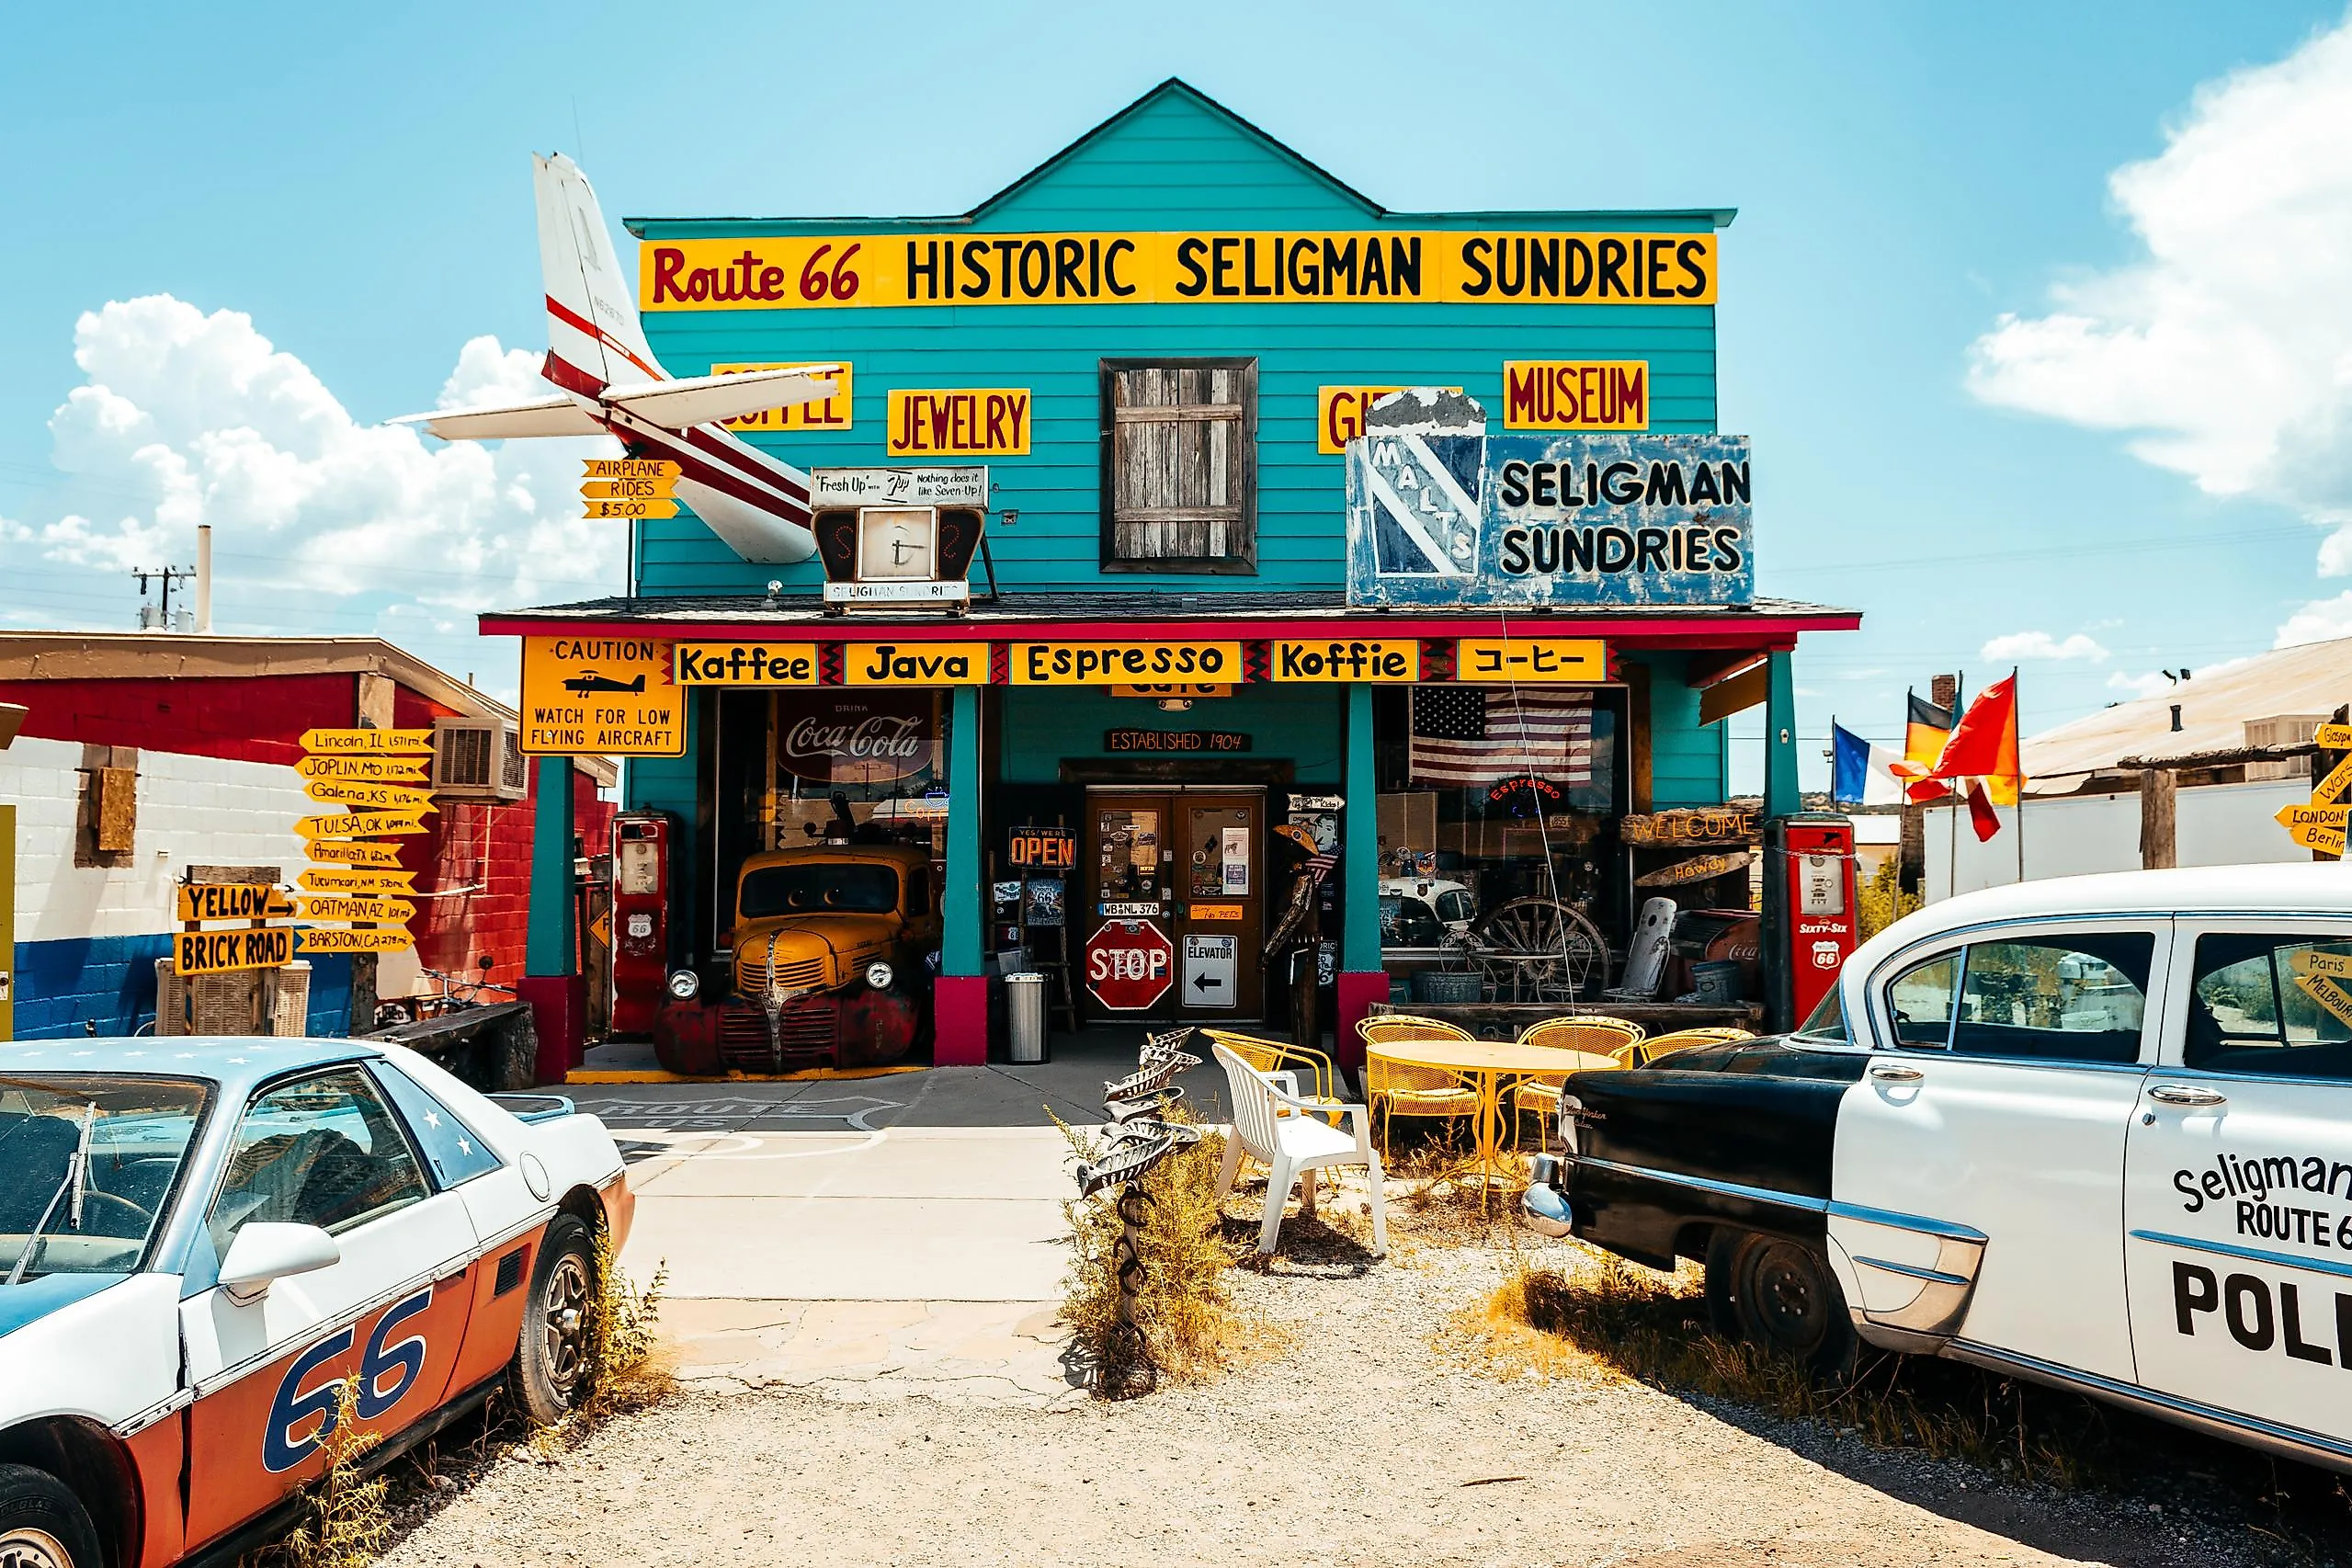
top-left (1343, 389), bottom-right (1753, 608)
top-left (639, 229), bottom-right (1717, 311)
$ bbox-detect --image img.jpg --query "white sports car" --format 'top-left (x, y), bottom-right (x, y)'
top-left (0, 1036), bottom-right (633, 1568)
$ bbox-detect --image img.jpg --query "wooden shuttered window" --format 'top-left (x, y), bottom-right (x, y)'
top-left (1100, 358), bottom-right (1257, 573)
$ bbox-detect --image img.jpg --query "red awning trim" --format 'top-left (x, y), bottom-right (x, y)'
top-left (478, 610), bottom-right (1855, 647)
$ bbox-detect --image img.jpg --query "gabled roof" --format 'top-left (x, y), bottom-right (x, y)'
top-left (625, 78), bottom-right (1736, 237)
top-left (2024, 634), bottom-right (2352, 789)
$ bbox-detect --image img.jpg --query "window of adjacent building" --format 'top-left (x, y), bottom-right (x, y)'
top-left (2187, 932), bottom-right (2352, 1081)
top-left (1099, 358), bottom-right (1256, 573)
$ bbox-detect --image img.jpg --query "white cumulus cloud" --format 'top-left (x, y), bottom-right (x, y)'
top-left (1981, 630), bottom-right (2109, 663)
top-left (16, 295), bottom-right (623, 691)
top-left (1964, 15), bottom-right (2352, 641)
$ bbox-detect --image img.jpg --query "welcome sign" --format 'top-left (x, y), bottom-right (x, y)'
top-left (1345, 401), bottom-right (1754, 608)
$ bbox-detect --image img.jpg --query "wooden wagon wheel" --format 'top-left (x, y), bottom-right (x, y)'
top-left (1473, 897), bottom-right (1609, 1003)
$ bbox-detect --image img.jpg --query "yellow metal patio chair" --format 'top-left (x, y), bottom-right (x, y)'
top-left (1200, 1028), bottom-right (1346, 1123)
top-left (1616, 1025), bottom-right (1754, 1068)
top-left (1357, 1014), bottom-right (1478, 1153)
top-left (1510, 1015), bottom-right (1644, 1145)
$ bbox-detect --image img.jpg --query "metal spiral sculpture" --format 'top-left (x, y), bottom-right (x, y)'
top-left (1074, 1028), bottom-right (1202, 1395)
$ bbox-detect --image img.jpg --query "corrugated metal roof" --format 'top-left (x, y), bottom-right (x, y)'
top-left (2024, 635), bottom-right (2352, 789)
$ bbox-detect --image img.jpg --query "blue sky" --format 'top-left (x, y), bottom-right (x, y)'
top-left (3, 1), bottom-right (2347, 788)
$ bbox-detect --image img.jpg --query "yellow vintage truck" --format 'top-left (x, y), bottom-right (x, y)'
top-left (653, 837), bottom-right (940, 1074)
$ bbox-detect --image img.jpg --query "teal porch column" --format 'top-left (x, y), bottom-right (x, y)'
top-left (1763, 649), bottom-right (1801, 817)
top-left (517, 755), bottom-right (582, 1081)
top-left (1335, 681), bottom-right (1385, 1067)
top-left (934, 683), bottom-right (987, 1064)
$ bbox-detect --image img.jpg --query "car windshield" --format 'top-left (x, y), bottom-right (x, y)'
top-left (1436, 890), bottom-right (1476, 925)
top-left (0, 1074), bottom-right (210, 1281)
top-left (740, 862), bottom-right (899, 919)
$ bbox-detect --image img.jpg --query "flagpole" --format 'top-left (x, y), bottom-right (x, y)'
top-left (2012, 665), bottom-right (2026, 887)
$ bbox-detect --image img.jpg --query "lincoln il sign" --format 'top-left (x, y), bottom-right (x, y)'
top-left (1344, 390), bottom-right (1754, 608)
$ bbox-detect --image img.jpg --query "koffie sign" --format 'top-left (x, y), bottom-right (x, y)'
top-left (640, 230), bottom-right (1717, 311)
top-left (1346, 421), bottom-right (1755, 608)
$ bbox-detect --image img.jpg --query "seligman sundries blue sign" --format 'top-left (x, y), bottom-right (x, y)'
top-left (1345, 397), bottom-right (1753, 608)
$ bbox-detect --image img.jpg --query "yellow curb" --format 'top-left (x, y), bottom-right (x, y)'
top-left (563, 1065), bottom-right (929, 1085)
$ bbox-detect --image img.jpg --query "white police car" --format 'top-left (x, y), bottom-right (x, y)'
top-left (1524, 864), bottom-right (2352, 1474)
top-left (0, 1037), bottom-right (632, 1567)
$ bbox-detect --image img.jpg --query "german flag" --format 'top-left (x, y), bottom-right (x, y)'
top-left (1894, 690), bottom-right (1955, 801)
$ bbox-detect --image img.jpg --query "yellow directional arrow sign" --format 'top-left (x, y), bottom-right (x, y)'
top-left (296, 812), bottom-right (429, 839)
top-left (581, 478), bottom-right (679, 500)
top-left (2312, 753), bottom-right (2352, 806)
top-left (585, 498), bottom-right (680, 520)
top-left (301, 728), bottom-right (435, 756)
top-left (307, 839), bottom-right (407, 869)
top-left (299, 868), bottom-right (417, 896)
top-left (298, 927), bottom-right (415, 955)
top-left (583, 458), bottom-right (681, 480)
top-left (297, 754), bottom-right (429, 783)
top-left (2278, 802), bottom-right (2348, 854)
top-left (300, 895), bottom-right (415, 924)
top-left (175, 926), bottom-right (293, 977)
top-left (2317, 722), bottom-right (2352, 749)
top-left (177, 883), bottom-right (296, 922)
top-left (302, 778), bottom-right (437, 812)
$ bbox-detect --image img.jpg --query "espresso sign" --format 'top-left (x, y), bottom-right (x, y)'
top-left (777, 693), bottom-right (937, 785)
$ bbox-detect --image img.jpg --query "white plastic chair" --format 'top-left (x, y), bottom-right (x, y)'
top-left (1211, 1043), bottom-right (1389, 1258)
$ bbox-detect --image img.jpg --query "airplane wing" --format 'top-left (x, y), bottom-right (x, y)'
top-left (599, 366), bottom-right (840, 431)
top-left (392, 397), bottom-right (606, 440)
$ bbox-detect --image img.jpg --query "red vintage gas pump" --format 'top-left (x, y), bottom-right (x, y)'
top-left (609, 811), bottom-right (678, 1037)
top-left (1761, 813), bottom-right (1858, 1032)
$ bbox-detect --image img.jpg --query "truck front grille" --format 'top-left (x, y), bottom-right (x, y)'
top-left (736, 955), bottom-right (828, 993)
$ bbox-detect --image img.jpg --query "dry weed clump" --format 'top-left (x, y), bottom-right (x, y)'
top-left (270, 1379), bottom-right (391, 1568)
top-left (1460, 1243), bottom-right (2096, 1488)
top-left (1060, 1109), bottom-right (1253, 1395)
top-left (535, 1225), bottom-right (674, 1452)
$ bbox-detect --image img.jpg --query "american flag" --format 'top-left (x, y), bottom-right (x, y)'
top-left (1410, 687), bottom-right (1595, 787)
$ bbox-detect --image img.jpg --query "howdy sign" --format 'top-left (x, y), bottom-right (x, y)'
top-left (1007, 826), bottom-right (1077, 871)
top-left (1085, 920), bottom-right (1175, 1011)
top-left (642, 230), bottom-right (1720, 311)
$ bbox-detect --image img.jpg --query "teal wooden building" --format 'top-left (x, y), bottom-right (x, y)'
top-left (486, 80), bottom-right (1857, 1069)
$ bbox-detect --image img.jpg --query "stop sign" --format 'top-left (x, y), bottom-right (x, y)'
top-left (1085, 920), bottom-right (1176, 1011)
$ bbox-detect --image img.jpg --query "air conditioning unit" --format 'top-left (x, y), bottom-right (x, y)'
top-left (432, 717), bottom-right (527, 801)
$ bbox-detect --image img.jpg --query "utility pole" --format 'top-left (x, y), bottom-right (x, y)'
top-left (132, 564), bottom-right (198, 632)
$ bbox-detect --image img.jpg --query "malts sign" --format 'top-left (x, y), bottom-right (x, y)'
top-left (641, 230), bottom-right (1718, 312)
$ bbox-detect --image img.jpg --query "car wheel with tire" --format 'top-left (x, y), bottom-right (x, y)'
top-left (1707, 1229), bottom-right (1858, 1381)
top-left (0, 1464), bottom-right (103, 1568)
top-left (509, 1211), bottom-right (597, 1426)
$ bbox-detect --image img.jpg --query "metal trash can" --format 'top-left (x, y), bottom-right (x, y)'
top-left (1005, 971), bottom-right (1049, 1063)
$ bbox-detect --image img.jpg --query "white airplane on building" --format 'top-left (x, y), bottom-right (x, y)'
top-left (397, 153), bottom-right (832, 563)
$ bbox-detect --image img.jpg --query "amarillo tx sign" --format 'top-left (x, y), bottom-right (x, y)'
top-left (1344, 389), bottom-right (1753, 608)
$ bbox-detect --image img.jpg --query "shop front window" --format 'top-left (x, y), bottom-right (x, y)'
top-left (767, 691), bottom-right (952, 858)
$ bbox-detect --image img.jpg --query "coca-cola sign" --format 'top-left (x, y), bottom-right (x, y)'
top-left (776, 693), bottom-right (937, 785)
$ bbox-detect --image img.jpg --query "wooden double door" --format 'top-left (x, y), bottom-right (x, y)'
top-left (1081, 788), bottom-right (1265, 1022)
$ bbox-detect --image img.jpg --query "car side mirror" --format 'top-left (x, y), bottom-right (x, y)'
top-left (218, 1222), bottom-right (341, 1304)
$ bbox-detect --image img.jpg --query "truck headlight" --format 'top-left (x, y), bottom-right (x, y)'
top-left (865, 960), bottom-right (895, 990)
top-left (665, 969), bottom-right (700, 1001)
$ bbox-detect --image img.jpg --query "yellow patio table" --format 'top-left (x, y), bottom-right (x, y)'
top-left (1367, 1039), bottom-right (1619, 1208)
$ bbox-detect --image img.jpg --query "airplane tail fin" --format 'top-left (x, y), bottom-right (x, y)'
top-left (534, 153), bottom-right (664, 392)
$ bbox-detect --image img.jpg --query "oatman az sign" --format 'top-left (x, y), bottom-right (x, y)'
top-left (1343, 388), bottom-right (1754, 608)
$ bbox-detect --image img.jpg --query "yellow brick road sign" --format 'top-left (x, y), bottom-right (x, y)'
top-left (301, 728), bottom-right (435, 755)
top-left (298, 927), bottom-right (415, 955)
top-left (302, 779), bottom-right (437, 812)
top-left (298, 868), bottom-right (417, 895)
top-left (300, 895), bottom-right (415, 925)
top-left (296, 754), bottom-right (430, 782)
top-left (296, 812), bottom-right (429, 839)
top-left (175, 926), bottom-right (292, 977)
top-left (307, 840), bottom-right (406, 869)
top-left (177, 884), bottom-right (295, 922)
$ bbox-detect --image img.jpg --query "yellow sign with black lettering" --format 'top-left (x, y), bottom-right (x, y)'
top-left (1501, 361), bottom-right (1650, 430)
top-left (1455, 638), bottom-right (1608, 684)
top-left (298, 927), bottom-right (415, 956)
top-left (519, 636), bottom-right (684, 756)
top-left (641, 231), bottom-right (1718, 312)
top-left (582, 459), bottom-right (680, 480)
top-left (712, 361), bottom-right (853, 431)
top-left (176, 884), bottom-right (295, 922)
top-left (174, 926), bottom-right (292, 977)
top-left (296, 754), bottom-right (428, 783)
top-left (673, 642), bottom-right (822, 687)
top-left (1269, 641), bottom-right (1420, 682)
top-left (296, 812), bottom-right (429, 840)
top-left (301, 728), bottom-right (434, 755)
top-left (839, 642), bottom-right (992, 687)
top-left (1315, 386), bottom-right (1463, 455)
top-left (299, 868), bottom-right (417, 896)
top-left (302, 779), bottom-right (437, 812)
top-left (886, 390), bottom-right (1031, 456)
top-left (1011, 642), bottom-right (1244, 687)
top-left (307, 839), bottom-right (405, 869)
top-left (1108, 684), bottom-right (1232, 699)
top-left (300, 895), bottom-right (415, 925)
top-left (581, 477), bottom-right (679, 500)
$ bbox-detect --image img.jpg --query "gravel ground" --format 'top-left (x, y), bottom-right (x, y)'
top-left (374, 1194), bottom-right (2348, 1568)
